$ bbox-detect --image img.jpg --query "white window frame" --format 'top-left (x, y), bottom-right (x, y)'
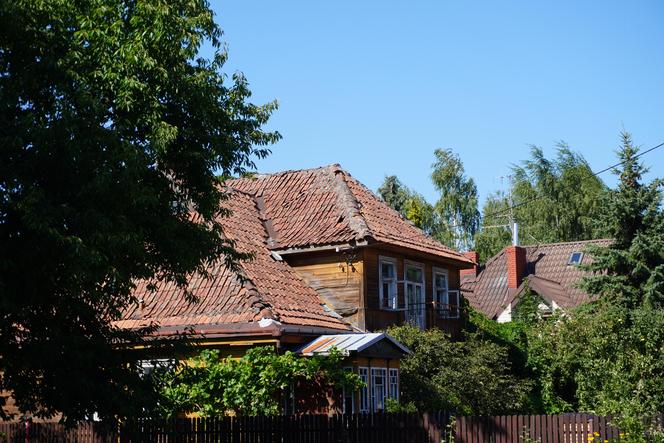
top-left (371, 367), bottom-right (387, 412)
top-left (359, 367), bottom-right (370, 413)
top-left (433, 267), bottom-right (457, 318)
top-left (568, 251), bottom-right (584, 265)
top-left (379, 256), bottom-right (399, 310)
top-left (388, 368), bottom-right (399, 400)
top-left (404, 261), bottom-right (426, 328)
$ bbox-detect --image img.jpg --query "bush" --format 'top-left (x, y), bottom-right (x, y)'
top-left (387, 324), bottom-right (533, 415)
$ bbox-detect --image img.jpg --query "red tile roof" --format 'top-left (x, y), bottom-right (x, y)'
top-left (461, 239), bottom-right (611, 319)
top-left (117, 164), bottom-right (471, 336)
top-left (115, 190), bottom-right (350, 334)
top-left (229, 165), bottom-right (472, 264)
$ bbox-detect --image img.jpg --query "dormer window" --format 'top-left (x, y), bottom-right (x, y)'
top-left (568, 252), bottom-right (584, 265)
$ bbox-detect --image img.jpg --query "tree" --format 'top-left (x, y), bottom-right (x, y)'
top-left (377, 176), bottom-right (410, 215)
top-left (431, 149), bottom-right (480, 251)
top-left (581, 132), bottom-right (664, 309)
top-left (377, 175), bottom-right (439, 236)
top-left (387, 324), bottom-right (532, 415)
top-left (511, 143), bottom-right (607, 245)
top-left (527, 133), bottom-right (664, 440)
top-left (0, 0), bottom-right (279, 421)
top-left (472, 191), bottom-right (512, 262)
top-left (378, 149), bottom-right (480, 251)
top-left (473, 144), bottom-right (607, 261)
top-left (155, 347), bottom-right (362, 417)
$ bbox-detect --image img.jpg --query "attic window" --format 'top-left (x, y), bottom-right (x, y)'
top-left (568, 252), bottom-right (584, 266)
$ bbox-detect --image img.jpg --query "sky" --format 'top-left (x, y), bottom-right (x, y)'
top-left (203, 0), bottom-right (664, 205)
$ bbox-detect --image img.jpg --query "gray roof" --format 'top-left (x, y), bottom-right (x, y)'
top-left (297, 333), bottom-right (410, 356)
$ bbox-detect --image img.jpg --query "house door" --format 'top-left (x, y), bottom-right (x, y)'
top-left (405, 264), bottom-right (425, 328)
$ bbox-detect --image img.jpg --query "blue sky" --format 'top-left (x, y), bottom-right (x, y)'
top-left (205, 1), bottom-right (664, 205)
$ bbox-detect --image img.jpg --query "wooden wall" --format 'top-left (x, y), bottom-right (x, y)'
top-left (284, 246), bottom-right (465, 337)
top-left (363, 246), bottom-right (463, 337)
top-left (285, 251), bottom-right (365, 329)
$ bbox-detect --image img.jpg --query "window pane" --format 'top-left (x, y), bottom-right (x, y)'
top-left (449, 291), bottom-right (458, 305)
top-left (435, 273), bottom-right (447, 288)
top-left (406, 266), bottom-right (423, 282)
top-left (359, 368), bottom-right (369, 413)
top-left (381, 262), bottom-right (395, 278)
top-left (389, 369), bottom-right (399, 399)
top-left (371, 368), bottom-right (387, 412)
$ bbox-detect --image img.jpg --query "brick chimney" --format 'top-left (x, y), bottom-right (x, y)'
top-left (460, 251), bottom-right (479, 281)
top-left (505, 246), bottom-right (526, 289)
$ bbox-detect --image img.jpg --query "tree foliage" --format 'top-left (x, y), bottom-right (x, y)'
top-left (526, 133), bottom-right (664, 441)
top-left (378, 149), bottom-right (480, 251)
top-left (155, 347), bottom-right (362, 417)
top-left (581, 132), bottom-right (664, 309)
top-left (431, 149), bottom-right (480, 251)
top-left (474, 144), bottom-right (607, 261)
top-left (0, 0), bottom-right (279, 421)
top-left (473, 191), bottom-right (512, 262)
top-left (387, 324), bottom-right (532, 415)
top-left (377, 175), bottom-right (439, 236)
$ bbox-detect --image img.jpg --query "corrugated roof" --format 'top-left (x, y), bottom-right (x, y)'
top-left (297, 333), bottom-right (410, 356)
top-left (461, 239), bottom-right (611, 319)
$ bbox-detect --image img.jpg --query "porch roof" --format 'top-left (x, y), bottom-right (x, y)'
top-left (296, 332), bottom-right (410, 357)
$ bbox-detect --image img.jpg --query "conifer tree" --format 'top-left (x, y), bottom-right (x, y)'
top-left (582, 132), bottom-right (664, 309)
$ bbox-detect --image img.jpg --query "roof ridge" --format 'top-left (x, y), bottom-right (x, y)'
top-left (324, 165), bottom-right (372, 241)
top-left (525, 274), bottom-right (563, 286)
top-left (248, 163), bottom-right (343, 180)
top-left (523, 238), bottom-right (612, 249)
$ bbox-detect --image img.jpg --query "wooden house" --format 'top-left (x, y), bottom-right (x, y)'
top-left (115, 164), bottom-right (474, 413)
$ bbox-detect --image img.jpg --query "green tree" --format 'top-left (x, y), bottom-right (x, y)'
top-left (156, 347), bottom-right (362, 417)
top-left (387, 324), bottom-right (532, 415)
top-left (473, 144), bottom-right (607, 261)
top-left (431, 149), bottom-right (480, 251)
top-left (512, 144), bottom-right (607, 244)
top-left (378, 175), bottom-right (410, 215)
top-left (0, 0), bottom-right (279, 421)
top-left (582, 132), bottom-right (664, 309)
top-left (378, 175), bottom-right (439, 236)
top-left (473, 191), bottom-right (512, 262)
top-left (527, 133), bottom-right (664, 441)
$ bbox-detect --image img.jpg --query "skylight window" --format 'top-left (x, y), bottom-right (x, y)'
top-left (568, 252), bottom-right (584, 265)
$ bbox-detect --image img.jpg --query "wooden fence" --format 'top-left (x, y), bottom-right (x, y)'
top-left (0, 420), bottom-right (115, 443)
top-left (456, 414), bottom-right (622, 443)
top-left (1, 412), bottom-right (663, 443)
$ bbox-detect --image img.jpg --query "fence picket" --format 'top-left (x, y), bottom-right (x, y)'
top-left (4, 411), bottom-right (664, 442)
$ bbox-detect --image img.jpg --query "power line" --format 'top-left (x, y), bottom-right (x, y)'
top-left (392, 139), bottom-right (664, 247)
top-left (476, 140), bottom-right (664, 224)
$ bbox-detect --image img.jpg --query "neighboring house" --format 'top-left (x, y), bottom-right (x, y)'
top-left (460, 239), bottom-right (611, 323)
top-left (114, 164), bottom-right (473, 414)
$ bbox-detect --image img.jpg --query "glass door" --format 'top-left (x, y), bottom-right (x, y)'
top-left (405, 264), bottom-right (425, 328)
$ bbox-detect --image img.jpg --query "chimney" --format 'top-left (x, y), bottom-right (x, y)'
top-left (506, 245), bottom-right (526, 289)
top-left (460, 251), bottom-right (479, 281)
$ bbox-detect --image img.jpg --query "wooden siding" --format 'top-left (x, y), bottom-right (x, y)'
top-left (363, 247), bottom-right (463, 337)
top-left (285, 246), bottom-right (466, 336)
top-left (285, 251), bottom-right (365, 329)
